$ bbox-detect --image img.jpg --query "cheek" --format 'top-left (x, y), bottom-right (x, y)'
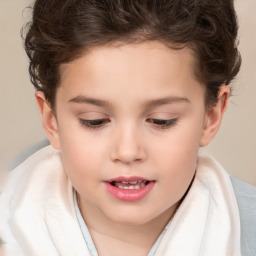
top-left (59, 140), bottom-right (105, 202)
top-left (58, 124), bottom-right (108, 184)
top-left (153, 147), bottom-right (197, 209)
top-left (152, 120), bottom-right (202, 162)
top-left (150, 117), bottom-right (203, 194)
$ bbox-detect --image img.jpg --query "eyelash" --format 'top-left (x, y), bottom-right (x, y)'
top-left (79, 119), bottom-right (110, 130)
top-left (146, 118), bottom-right (178, 129)
top-left (79, 118), bottom-right (178, 130)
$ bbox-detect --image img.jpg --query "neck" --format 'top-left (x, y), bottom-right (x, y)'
top-left (77, 195), bottom-right (179, 255)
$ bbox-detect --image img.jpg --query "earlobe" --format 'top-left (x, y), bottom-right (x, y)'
top-left (35, 91), bottom-right (61, 150)
top-left (200, 85), bottom-right (230, 147)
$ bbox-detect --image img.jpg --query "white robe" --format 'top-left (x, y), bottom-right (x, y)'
top-left (0, 146), bottom-right (241, 256)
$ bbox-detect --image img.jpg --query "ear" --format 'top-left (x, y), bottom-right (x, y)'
top-left (200, 85), bottom-right (230, 147)
top-left (35, 91), bottom-right (61, 150)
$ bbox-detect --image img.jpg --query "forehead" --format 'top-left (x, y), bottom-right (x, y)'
top-left (62, 41), bottom-right (196, 77)
top-left (58, 41), bottom-right (204, 104)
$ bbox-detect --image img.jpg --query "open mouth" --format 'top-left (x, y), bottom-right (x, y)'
top-left (110, 180), bottom-right (150, 190)
top-left (105, 177), bottom-right (155, 201)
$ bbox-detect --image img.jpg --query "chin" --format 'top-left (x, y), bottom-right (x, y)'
top-left (104, 207), bottom-right (161, 226)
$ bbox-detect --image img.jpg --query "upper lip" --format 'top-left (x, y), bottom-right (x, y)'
top-left (105, 176), bottom-right (151, 183)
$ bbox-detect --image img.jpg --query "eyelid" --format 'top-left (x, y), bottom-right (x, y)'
top-left (146, 118), bottom-right (178, 129)
top-left (78, 111), bottom-right (109, 119)
top-left (147, 111), bottom-right (177, 119)
top-left (79, 118), bottom-right (110, 130)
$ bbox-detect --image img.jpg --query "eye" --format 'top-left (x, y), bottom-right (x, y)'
top-left (146, 118), bottom-right (178, 129)
top-left (79, 118), bottom-right (110, 130)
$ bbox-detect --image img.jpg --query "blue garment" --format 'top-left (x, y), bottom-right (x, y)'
top-left (230, 177), bottom-right (256, 256)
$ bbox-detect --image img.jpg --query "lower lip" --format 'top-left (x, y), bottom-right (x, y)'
top-left (104, 181), bottom-right (155, 202)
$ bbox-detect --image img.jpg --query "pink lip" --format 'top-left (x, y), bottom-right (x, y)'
top-left (104, 176), bottom-right (155, 202)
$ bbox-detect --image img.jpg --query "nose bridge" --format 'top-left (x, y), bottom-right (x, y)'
top-left (111, 121), bottom-right (146, 164)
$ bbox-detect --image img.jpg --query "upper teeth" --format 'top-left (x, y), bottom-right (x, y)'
top-left (114, 180), bottom-right (147, 190)
top-left (121, 181), bottom-right (140, 184)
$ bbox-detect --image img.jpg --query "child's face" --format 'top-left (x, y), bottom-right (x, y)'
top-left (40, 41), bottom-right (225, 226)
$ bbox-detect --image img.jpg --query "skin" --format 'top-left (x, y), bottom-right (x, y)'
top-left (36, 41), bottom-right (230, 256)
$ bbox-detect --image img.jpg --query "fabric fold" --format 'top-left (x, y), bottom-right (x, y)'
top-left (155, 156), bottom-right (241, 256)
top-left (0, 146), bottom-right (241, 256)
top-left (0, 146), bottom-right (90, 256)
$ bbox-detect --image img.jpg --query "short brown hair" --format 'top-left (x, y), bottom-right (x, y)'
top-left (24, 0), bottom-right (241, 109)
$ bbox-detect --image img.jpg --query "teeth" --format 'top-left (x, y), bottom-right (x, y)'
top-left (114, 180), bottom-right (148, 190)
top-left (121, 181), bottom-right (138, 184)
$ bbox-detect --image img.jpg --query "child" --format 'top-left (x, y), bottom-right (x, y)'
top-left (0, 0), bottom-right (255, 255)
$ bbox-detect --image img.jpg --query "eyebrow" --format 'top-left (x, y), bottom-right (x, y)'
top-left (68, 95), bottom-right (111, 107)
top-left (68, 95), bottom-right (191, 108)
top-left (144, 96), bottom-right (191, 109)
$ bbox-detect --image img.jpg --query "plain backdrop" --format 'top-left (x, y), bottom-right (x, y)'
top-left (0, 0), bottom-right (255, 185)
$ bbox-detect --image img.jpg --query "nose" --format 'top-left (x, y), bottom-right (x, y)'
top-left (110, 124), bottom-right (147, 164)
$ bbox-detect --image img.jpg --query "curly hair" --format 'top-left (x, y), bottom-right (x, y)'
top-left (23, 0), bottom-right (241, 109)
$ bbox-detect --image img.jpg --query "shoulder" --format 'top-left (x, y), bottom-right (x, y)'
top-left (230, 176), bottom-right (256, 213)
top-left (230, 176), bottom-right (256, 256)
